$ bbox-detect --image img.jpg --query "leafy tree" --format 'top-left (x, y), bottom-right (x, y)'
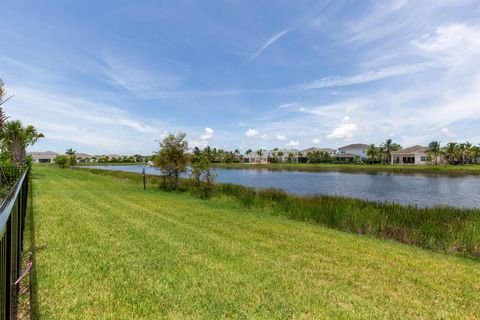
top-left (190, 148), bottom-right (215, 198)
top-left (277, 151), bottom-right (284, 162)
top-left (66, 148), bottom-right (77, 166)
top-left (427, 141), bottom-right (441, 165)
top-left (154, 132), bottom-right (189, 190)
top-left (287, 152), bottom-right (295, 163)
top-left (98, 155), bottom-right (109, 163)
top-left (54, 154), bottom-right (69, 168)
top-left (1, 120), bottom-right (44, 167)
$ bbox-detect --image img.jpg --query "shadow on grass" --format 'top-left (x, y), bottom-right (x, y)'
top-left (27, 171), bottom-right (39, 319)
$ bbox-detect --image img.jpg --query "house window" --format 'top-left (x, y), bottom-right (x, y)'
top-left (403, 156), bottom-right (415, 164)
top-left (420, 156), bottom-right (427, 162)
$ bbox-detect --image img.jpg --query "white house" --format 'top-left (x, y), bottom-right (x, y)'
top-left (391, 145), bottom-right (437, 165)
top-left (28, 151), bottom-right (59, 163)
top-left (337, 144), bottom-right (368, 161)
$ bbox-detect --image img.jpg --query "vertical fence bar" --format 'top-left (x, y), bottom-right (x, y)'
top-left (0, 166), bottom-right (29, 320)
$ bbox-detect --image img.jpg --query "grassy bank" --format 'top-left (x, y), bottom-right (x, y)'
top-left (32, 166), bottom-right (480, 318)
top-left (74, 162), bottom-right (145, 166)
top-left (213, 162), bottom-right (480, 174)
top-left (83, 168), bottom-right (480, 259)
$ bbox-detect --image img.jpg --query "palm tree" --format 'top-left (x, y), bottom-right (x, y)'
top-left (427, 141), bottom-right (441, 165)
top-left (461, 142), bottom-right (473, 164)
top-left (443, 142), bottom-right (458, 164)
top-left (366, 144), bottom-right (378, 164)
top-left (1, 120), bottom-right (44, 167)
top-left (0, 79), bottom-right (10, 130)
top-left (380, 139), bottom-right (401, 164)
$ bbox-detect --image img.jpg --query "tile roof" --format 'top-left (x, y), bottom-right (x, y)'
top-left (338, 144), bottom-right (369, 150)
top-left (391, 145), bottom-right (428, 154)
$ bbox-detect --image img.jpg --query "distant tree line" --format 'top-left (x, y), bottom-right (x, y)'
top-left (365, 139), bottom-right (402, 164)
top-left (427, 141), bottom-right (480, 165)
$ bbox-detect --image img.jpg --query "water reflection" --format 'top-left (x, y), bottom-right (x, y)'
top-left (83, 165), bottom-right (480, 209)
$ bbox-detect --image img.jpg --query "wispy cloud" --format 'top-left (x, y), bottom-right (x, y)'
top-left (4, 86), bottom-right (168, 154)
top-left (243, 28), bottom-right (289, 64)
top-left (412, 24), bottom-right (480, 67)
top-left (299, 63), bottom-right (433, 90)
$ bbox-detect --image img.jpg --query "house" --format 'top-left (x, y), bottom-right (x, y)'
top-left (298, 147), bottom-right (337, 163)
top-left (244, 152), bottom-right (269, 164)
top-left (268, 149), bottom-right (300, 163)
top-left (76, 153), bottom-right (94, 163)
top-left (28, 151), bottom-right (59, 163)
top-left (107, 154), bottom-right (122, 161)
top-left (390, 145), bottom-right (438, 165)
top-left (337, 144), bottom-right (368, 162)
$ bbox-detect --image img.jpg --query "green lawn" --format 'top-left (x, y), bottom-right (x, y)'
top-left (30, 166), bottom-right (480, 319)
top-left (214, 162), bottom-right (480, 174)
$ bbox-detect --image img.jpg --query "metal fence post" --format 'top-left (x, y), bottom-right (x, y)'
top-left (143, 168), bottom-right (146, 191)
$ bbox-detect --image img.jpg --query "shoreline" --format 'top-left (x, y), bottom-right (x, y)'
top-left (212, 162), bottom-right (480, 175)
top-left (77, 166), bottom-right (480, 260)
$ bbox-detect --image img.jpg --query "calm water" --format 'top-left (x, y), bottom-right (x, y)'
top-left (84, 165), bottom-right (480, 208)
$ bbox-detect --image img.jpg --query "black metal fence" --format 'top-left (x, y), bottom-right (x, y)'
top-left (0, 167), bottom-right (29, 319)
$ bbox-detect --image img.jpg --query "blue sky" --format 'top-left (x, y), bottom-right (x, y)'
top-left (1, 0), bottom-right (480, 155)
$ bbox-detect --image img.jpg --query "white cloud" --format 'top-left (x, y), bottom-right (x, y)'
top-left (312, 138), bottom-right (321, 144)
top-left (260, 134), bottom-right (269, 140)
top-left (288, 140), bottom-right (300, 147)
top-left (278, 102), bottom-right (298, 109)
top-left (245, 128), bottom-right (259, 138)
top-left (200, 127), bottom-right (214, 141)
top-left (4, 86), bottom-right (167, 154)
top-left (244, 28), bottom-right (289, 64)
top-left (327, 116), bottom-right (358, 140)
top-left (412, 24), bottom-right (480, 53)
top-left (276, 134), bottom-right (288, 141)
top-left (441, 127), bottom-right (457, 138)
top-left (300, 63), bottom-right (432, 90)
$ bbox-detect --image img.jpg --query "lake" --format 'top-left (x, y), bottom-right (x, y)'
top-left (83, 165), bottom-right (480, 208)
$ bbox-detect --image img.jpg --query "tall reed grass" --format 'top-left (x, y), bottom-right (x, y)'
top-left (83, 168), bottom-right (480, 259)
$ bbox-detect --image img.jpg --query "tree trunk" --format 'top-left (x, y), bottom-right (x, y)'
top-left (11, 137), bottom-right (24, 168)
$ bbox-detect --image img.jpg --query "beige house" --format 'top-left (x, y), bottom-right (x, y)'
top-left (28, 151), bottom-right (59, 163)
top-left (244, 152), bottom-right (269, 164)
top-left (268, 149), bottom-right (301, 163)
top-left (76, 153), bottom-right (94, 163)
top-left (391, 145), bottom-right (438, 165)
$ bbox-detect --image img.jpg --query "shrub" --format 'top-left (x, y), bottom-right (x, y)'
top-left (54, 155), bottom-right (69, 168)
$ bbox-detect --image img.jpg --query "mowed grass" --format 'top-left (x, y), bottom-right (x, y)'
top-left (31, 166), bottom-right (480, 319)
